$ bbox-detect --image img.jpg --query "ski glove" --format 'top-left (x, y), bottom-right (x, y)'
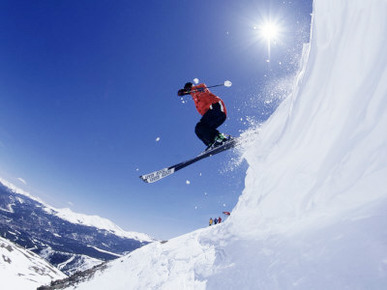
top-left (178, 89), bottom-right (190, 96)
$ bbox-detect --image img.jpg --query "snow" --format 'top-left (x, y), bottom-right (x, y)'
top-left (0, 236), bottom-right (66, 290)
top-left (53, 207), bottom-right (153, 242)
top-left (0, 203), bottom-right (14, 213)
top-left (57, 255), bottom-right (102, 276)
top-left (67, 230), bottom-right (216, 290)
top-left (65, 1), bottom-right (387, 289)
top-left (87, 245), bottom-right (122, 258)
top-left (0, 177), bottom-right (36, 200)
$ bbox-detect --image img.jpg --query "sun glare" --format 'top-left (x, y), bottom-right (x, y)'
top-left (259, 22), bottom-right (280, 41)
top-left (254, 18), bottom-right (283, 61)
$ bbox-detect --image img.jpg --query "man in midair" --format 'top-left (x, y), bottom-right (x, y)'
top-left (178, 82), bottom-right (229, 150)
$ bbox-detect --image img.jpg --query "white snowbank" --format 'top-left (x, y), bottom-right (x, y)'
top-left (230, 0), bottom-right (387, 236)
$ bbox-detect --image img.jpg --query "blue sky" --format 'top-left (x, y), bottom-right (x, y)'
top-left (0, 0), bottom-right (312, 239)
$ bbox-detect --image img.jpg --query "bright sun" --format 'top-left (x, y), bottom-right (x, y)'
top-left (254, 19), bottom-right (283, 61)
top-left (259, 21), bottom-right (280, 41)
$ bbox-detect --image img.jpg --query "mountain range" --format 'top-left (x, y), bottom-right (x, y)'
top-left (0, 178), bottom-right (153, 278)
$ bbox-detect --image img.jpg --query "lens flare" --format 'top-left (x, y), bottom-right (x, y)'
top-left (259, 21), bottom-right (280, 41)
top-left (255, 18), bottom-right (283, 62)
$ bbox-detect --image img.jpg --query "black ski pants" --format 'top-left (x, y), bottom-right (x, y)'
top-left (195, 102), bottom-right (226, 146)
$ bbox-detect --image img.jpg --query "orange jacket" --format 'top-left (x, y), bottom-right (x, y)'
top-left (189, 83), bottom-right (227, 116)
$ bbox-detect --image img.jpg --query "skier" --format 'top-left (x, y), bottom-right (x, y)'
top-left (178, 82), bottom-right (229, 150)
top-left (209, 217), bottom-right (213, 226)
top-left (218, 217), bottom-right (222, 223)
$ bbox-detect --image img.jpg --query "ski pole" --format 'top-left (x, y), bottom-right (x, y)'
top-left (186, 80), bottom-right (232, 94)
top-left (206, 80), bottom-right (232, 89)
top-left (178, 80), bottom-right (232, 96)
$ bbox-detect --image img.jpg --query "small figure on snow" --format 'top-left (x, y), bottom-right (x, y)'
top-left (178, 82), bottom-right (230, 150)
top-left (214, 218), bottom-right (218, 225)
top-left (209, 217), bottom-right (213, 226)
top-left (218, 216), bottom-right (222, 223)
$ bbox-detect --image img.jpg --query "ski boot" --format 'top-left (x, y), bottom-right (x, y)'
top-left (205, 133), bottom-right (231, 151)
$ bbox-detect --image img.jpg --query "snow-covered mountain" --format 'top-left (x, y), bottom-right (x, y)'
top-left (0, 178), bottom-right (153, 276)
top-left (0, 236), bottom-right (67, 289)
top-left (52, 0), bottom-right (387, 289)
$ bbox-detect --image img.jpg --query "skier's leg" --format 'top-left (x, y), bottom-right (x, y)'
top-left (195, 121), bottom-right (213, 146)
top-left (205, 103), bottom-right (227, 139)
top-left (195, 104), bottom-right (226, 146)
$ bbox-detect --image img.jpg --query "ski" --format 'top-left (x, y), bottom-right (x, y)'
top-left (140, 138), bottom-right (238, 183)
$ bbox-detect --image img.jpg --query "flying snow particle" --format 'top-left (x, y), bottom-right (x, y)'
top-left (193, 78), bottom-right (199, 84)
top-left (186, 180), bottom-right (190, 185)
top-left (155, 137), bottom-right (160, 142)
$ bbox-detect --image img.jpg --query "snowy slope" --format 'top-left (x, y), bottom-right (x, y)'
top-left (0, 236), bottom-right (67, 290)
top-left (61, 0), bottom-right (387, 289)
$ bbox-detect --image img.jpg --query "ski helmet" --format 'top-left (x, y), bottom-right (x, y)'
top-left (184, 82), bottom-right (193, 90)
